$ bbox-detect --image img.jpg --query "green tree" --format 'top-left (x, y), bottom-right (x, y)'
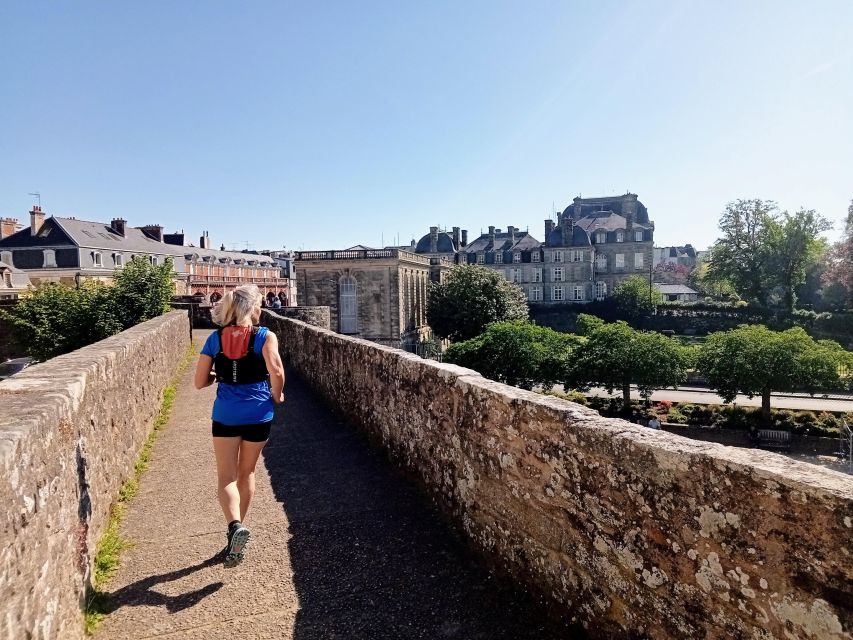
top-left (575, 313), bottom-right (604, 336)
top-left (707, 199), bottom-right (778, 306)
top-left (611, 275), bottom-right (662, 317)
top-left (767, 208), bottom-right (832, 311)
top-left (111, 256), bottom-right (175, 330)
top-left (427, 265), bottom-right (528, 341)
top-left (822, 200), bottom-right (853, 308)
top-left (697, 325), bottom-right (852, 424)
top-left (687, 261), bottom-right (738, 300)
top-left (444, 320), bottom-right (582, 390)
top-left (570, 320), bottom-right (692, 409)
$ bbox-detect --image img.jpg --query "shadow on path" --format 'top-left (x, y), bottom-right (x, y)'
top-left (264, 370), bottom-right (584, 640)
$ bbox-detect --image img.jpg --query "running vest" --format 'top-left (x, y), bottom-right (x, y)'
top-left (213, 326), bottom-right (269, 385)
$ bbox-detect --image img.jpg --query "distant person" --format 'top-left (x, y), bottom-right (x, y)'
top-left (271, 297), bottom-right (282, 309)
top-left (647, 416), bottom-right (661, 430)
top-left (194, 284), bottom-right (285, 567)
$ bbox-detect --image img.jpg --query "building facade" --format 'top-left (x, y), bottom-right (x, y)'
top-left (295, 248), bottom-right (449, 344)
top-left (0, 206), bottom-right (293, 303)
top-left (0, 260), bottom-right (31, 300)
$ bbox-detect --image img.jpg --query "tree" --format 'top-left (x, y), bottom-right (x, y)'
top-left (427, 265), bottom-right (528, 342)
top-left (111, 256), bottom-right (175, 330)
top-left (822, 200), bottom-right (853, 308)
top-left (611, 275), bottom-right (662, 317)
top-left (688, 261), bottom-right (738, 300)
top-left (707, 199), bottom-right (778, 306)
top-left (767, 208), bottom-right (832, 311)
top-left (570, 319), bottom-right (693, 409)
top-left (697, 325), bottom-right (852, 424)
top-left (444, 320), bottom-right (582, 390)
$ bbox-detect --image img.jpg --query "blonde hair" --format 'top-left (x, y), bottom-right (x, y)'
top-left (212, 285), bottom-right (263, 326)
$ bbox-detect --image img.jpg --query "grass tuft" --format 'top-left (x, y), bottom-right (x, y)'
top-left (84, 343), bottom-right (195, 634)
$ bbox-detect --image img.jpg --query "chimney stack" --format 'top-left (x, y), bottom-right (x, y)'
top-left (452, 226), bottom-right (460, 249)
top-left (110, 217), bottom-right (127, 237)
top-left (200, 231), bottom-right (210, 249)
top-left (140, 224), bottom-right (163, 242)
top-left (561, 214), bottom-right (574, 245)
top-left (30, 206), bottom-right (45, 236)
top-left (488, 225), bottom-right (495, 246)
top-left (461, 229), bottom-right (468, 247)
top-left (508, 225), bottom-right (516, 244)
top-left (545, 219), bottom-right (555, 238)
top-left (1, 217), bottom-right (19, 240)
top-left (429, 226), bottom-right (439, 253)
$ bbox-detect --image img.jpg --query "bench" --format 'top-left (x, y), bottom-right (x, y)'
top-left (757, 429), bottom-right (791, 451)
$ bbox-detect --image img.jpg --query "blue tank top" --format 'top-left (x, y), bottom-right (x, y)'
top-left (201, 327), bottom-right (274, 425)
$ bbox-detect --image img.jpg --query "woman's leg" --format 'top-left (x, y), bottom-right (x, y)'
top-left (236, 438), bottom-right (267, 522)
top-left (212, 436), bottom-right (242, 523)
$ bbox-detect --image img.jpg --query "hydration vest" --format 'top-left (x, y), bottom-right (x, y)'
top-left (213, 326), bottom-right (269, 385)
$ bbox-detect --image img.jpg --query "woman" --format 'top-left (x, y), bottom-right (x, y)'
top-left (194, 284), bottom-right (285, 567)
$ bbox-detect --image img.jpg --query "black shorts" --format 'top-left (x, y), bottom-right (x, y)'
top-left (211, 420), bottom-right (272, 442)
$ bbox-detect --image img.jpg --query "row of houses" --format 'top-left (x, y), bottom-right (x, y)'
top-left (0, 206), bottom-right (297, 305)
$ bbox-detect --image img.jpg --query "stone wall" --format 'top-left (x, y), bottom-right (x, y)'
top-left (271, 305), bottom-right (330, 330)
top-left (264, 314), bottom-right (853, 640)
top-left (0, 311), bottom-right (190, 640)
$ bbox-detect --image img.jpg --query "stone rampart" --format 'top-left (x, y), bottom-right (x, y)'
top-left (0, 311), bottom-right (190, 640)
top-left (269, 305), bottom-right (330, 330)
top-left (264, 314), bottom-right (853, 640)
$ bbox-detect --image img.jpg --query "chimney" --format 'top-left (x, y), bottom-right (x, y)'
top-left (429, 226), bottom-right (439, 253)
top-left (200, 231), bottom-right (210, 249)
top-left (508, 225), bottom-right (516, 244)
top-left (452, 226), bottom-right (460, 249)
top-left (109, 217), bottom-right (127, 237)
top-left (220, 243), bottom-right (226, 251)
top-left (561, 214), bottom-right (574, 245)
top-left (488, 225), bottom-right (495, 246)
top-left (140, 224), bottom-right (163, 242)
top-left (545, 219), bottom-right (555, 238)
top-left (461, 229), bottom-right (468, 247)
top-left (1, 217), bottom-right (19, 239)
top-left (626, 210), bottom-right (634, 231)
top-left (30, 206), bottom-right (45, 236)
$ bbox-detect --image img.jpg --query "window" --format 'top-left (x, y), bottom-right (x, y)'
top-left (533, 268), bottom-right (542, 283)
top-left (616, 230), bottom-right (624, 243)
top-left (505, 269), bottom-right (513, 281)
top-left (635, 253), bottom-right (644, 270)
top-left (596, 232), bottom-right (606, 244)
top-left (150, 256), bottom-right (158, 266)
top-left (513, 252), bottom-right (521, 263)
top-left (596, 254), bottom-right (607, 270)
top-left (595, 281), bottom-right (607, 300)
top-left (552, 286), bottom-right (564, 301)
top-left (495, 252), bottom-right (503, 264)
top-left (573, 286), bottom-right (585, 301)
top-left (553, 251), bottom-right (564, 263)
top-left (530, 286), bottom-right (542, 302)
top-left (339, 276), bottom-right (357, 334)
top-left (553, 267), bottom-right (564, 282)
top-left (635, 230), bottom-right (644, 242)
top-left (571, 250), bottom-right (583, 262)
top-left (1, 251), bottom-right (11, 265)
top-left (512, 268), bottom-right (520, 282)
top-left (114, 253), bottom-right (123, 267)
top-left (531, 252), bottom-right (540, 263)
top-left (92, 252), bottom-right (102, 267)
top-left (477, 253), bottom-right (484, 264)
top-left (3, 272), bottom-right (10, 288)
top-left (615, 254), bottom-right (625, 269)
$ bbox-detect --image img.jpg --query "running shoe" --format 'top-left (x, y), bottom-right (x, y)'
top-left (223, 524), bottom-right (250, 568)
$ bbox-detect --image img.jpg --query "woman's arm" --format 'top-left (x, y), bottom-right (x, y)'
top-left (194, 354), bottom-right (216, 389)
top-left (262, 331), bottom-right (286, 403)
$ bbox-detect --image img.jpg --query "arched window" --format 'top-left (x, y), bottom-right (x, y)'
top-left (596, 253), bottom-right (607, 270)
top-left (339, 276), bottom-right (357, 334)
top-left (595, 281), bottom-right (607, 300)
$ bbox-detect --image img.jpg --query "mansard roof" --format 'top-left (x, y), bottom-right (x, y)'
top-left (463, 230), bottom-right (541, 253)
top-left (574, 213), bottom-right (651, 234)
top-left (545, 225), bottom-right (592, 247)
top-left (415, 232), bottom-right (457, 254)
top-left (562, 194), bottom-right (650, 224)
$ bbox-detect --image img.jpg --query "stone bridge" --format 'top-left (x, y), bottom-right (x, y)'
top-left (1, 311), bottom-right (851, 639)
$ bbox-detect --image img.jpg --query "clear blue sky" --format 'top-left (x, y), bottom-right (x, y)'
top-left (2, 1), bottom-right (851, 252)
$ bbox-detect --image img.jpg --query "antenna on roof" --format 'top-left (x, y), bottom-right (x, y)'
top-left (28, 192), bottom-right (41, 206)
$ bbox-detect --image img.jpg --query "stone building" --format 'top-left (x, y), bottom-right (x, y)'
top-left (0, 260), bottom-right (31, 300)
top-left (0, 206), bottom-right (292, 303)
top-left (654, 244), bottom-right (699, 269)
top-left (295, 247), bottom-right (449, 344)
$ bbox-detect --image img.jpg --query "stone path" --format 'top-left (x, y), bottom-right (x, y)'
top-left (96, 332), bottom-right (580, 639)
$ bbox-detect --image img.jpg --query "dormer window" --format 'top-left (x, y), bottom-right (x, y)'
top-left (93, 252), bottom-right (102, 267)
top-left (596, 232), bottom-right (606, 244)
top-left (513, 252), bottom-right (521, 263)
top-left (531, 252), bottom-right (540, 263)
top-left (634, 230), bottom-right (644, 242)
top-left (616, 230), bottom-right (624, 243)
top-left (477, 253), bottom-right (484, 264)
top-left (495, 252), bottom-right (503, 264)
top-left (553, 251), bottom-right (564, 263)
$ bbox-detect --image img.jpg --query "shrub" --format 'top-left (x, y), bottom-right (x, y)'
top-left (566, 391), bottom-right (588, 405)
top-left (666, 408), bottom-right (688, 424)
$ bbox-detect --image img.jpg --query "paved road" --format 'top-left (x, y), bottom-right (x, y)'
top-left (587, 386), bottom-right (853, 412)
top-left (96, 332), bottom-right (580, 639)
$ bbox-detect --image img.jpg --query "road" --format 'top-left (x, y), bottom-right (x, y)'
top-left (586, 386), bottom-right (853, 412)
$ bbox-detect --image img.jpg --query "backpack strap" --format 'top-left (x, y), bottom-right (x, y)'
top-left (216, 327), bottom-right (224, 355)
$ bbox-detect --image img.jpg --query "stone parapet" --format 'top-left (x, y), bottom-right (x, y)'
top-left (0, 311), bottom-right (190, 640)
top-left (264, 315), bottom-right (853, 640)
top-left (262, 306), bottom-right (330, 330)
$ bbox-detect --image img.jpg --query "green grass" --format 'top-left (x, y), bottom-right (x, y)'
top-left (84, 343), bottom-right (195, 634)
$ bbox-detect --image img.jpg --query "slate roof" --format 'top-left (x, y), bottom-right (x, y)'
top-left (462, 231), bottom-right (541, 253)
top-left (545, 225), bottom-right (592, 247)
top-left (415, 232), bottom-right (457, 254)
top-left (562, 195), bottom-right (651, 224)
top-left (654, 284), bottom-right (698, 295)
top-left (573, 213), bottom-right (651, 233)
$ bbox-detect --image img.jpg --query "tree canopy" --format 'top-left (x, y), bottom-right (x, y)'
top-left (611, 275), bottom-right (662, 317)
top-left (427, 265), bottom-right (528, 341)
top-left (569, 315), bottom-right (692, 408)
top-left (1, 257), bottom-right (175, 361)
top-left (696, 324), bottom-right (851, 423)
top-left (444, 320), bottom-right (582, 390)
top-left (822, 199), bottom-right (853, 308)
